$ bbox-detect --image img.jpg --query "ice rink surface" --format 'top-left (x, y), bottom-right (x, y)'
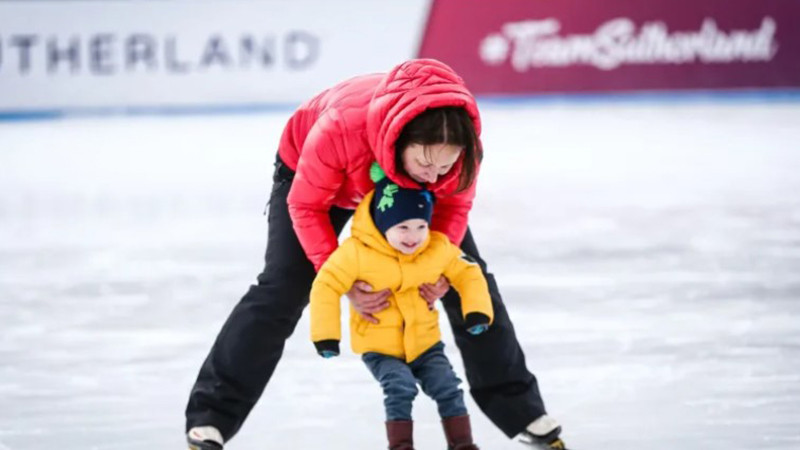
top-left (1, 100), bottom-right (799, 449)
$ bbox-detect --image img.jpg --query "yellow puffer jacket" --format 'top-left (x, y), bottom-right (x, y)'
top-left (310, 190), bottom-right (494, 363)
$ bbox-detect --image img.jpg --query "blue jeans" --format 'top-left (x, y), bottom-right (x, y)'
top-left (362, 341), bottom-right (467, 421)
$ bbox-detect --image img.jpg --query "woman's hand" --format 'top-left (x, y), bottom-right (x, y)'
top-left (419, 276), bottom-right (450, 310)
top-left (346, 281), bottom-right (391, 324)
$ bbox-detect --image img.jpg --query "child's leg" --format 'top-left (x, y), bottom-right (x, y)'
top-left (409, 342), bottom-right (467, 419)
top-left (362, 352), bottom-right (419, 421)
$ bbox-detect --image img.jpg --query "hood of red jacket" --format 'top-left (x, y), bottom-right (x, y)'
top-left (366, 59), bottom-right (481, 192)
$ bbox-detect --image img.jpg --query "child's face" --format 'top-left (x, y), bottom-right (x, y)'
top-left (385, 218), bottom-right (429, 254)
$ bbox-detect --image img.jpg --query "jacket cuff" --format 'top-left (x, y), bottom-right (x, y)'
top-left (464, 312), bottom-right (491, 335)
top-left (314, 340), bottom-right (340, 358)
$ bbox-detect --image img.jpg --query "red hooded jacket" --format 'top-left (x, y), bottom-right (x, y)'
top-left (280, 59), bottom-right (482, 270)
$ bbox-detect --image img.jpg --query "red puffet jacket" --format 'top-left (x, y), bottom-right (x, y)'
top-left (279, 59), bottom-right (482, 270)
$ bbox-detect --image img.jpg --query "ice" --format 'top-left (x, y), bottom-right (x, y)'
top-left (1, 101), bottom-right (799, 449)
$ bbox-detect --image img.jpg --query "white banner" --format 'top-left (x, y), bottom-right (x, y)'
top-left (0, 0), bottom-right (431, 113)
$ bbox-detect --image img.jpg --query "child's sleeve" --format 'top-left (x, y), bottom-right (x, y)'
top-left (442, 242), bottom-right (494, 334)
top-left (309, 238), bottom-right (360, 357)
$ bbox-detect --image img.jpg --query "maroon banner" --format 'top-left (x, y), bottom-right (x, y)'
top-left (418, 0), bottom-right (800, 95)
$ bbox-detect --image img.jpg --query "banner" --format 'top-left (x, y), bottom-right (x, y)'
top-left (0, 0), bottom-right (431, 113)
top-left (418, 0), bottom-right (800, 95)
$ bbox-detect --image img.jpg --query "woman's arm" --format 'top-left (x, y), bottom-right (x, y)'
top-left (287, 114), bottom-right (347, 271)
top-left (288, 113), bottom-right (394, 321)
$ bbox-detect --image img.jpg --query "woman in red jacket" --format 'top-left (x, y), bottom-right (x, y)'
top-left (185, 59), bottom-right (567, 450)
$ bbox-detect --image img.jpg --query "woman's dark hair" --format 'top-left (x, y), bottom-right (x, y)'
top-left (394, 106), bottom-right (482, 192)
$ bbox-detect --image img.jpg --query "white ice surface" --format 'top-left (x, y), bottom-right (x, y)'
top-left (1, 101), bottom-right (799, 449)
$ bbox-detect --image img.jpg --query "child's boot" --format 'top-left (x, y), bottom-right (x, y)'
top-left (441, 414), bottom-right (479, 450)
top-left (386, 420), bottom-right (414, 450)
top-left (520, 414), bottom-right (568, 449)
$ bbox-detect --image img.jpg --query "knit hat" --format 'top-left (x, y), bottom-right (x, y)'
top-left (370, 163), bottom-right (434, 235)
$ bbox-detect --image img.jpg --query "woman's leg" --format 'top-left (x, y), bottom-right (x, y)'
top-left (409, 342), bottom-right (467, 419)
top-left (185, 158), bottom-right (353, 441)
top-left (362, 353), bottom-right (419, 421)
top-left (440, 228), bottom-right (547, 438)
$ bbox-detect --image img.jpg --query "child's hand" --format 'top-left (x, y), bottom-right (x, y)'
top-left (464, 312), bottom-right (491, 336)
top-left (467, 324), bottom-right (489, 335)
top-left (314, 340), bottom-right (340, 358)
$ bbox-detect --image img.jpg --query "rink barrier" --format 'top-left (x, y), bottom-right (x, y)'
top-left (3, 0), bottom-right (800, 122)
top-left (2, 89), bottom-right (800, 122)
top-left (0, 103), bottom-right (299, 122)
top-left (0, 0), bottom-right (431, 112)
top-left (419, 0), bottom-right (800, 95)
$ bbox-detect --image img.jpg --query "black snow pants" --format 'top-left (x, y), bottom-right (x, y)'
top-left (185, 156), bottom-right (547, 440)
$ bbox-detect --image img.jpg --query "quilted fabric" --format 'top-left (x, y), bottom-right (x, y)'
top-left (279, 59), bottom-right (482, 270)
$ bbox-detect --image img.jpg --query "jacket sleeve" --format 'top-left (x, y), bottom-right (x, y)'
top-left (310, 238), bottom-right (360, 346)
top-left (430, 163), bottom-right (480, 246)
top-left (287, 112), bottom-right (347, 271)
top-left (442, 241), bottom-right (494, 325)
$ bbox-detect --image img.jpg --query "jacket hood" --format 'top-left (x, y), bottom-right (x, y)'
top-left (351, 191), bottom-right (430, 259)
top-left (366, 59), bottom-right (481, 191)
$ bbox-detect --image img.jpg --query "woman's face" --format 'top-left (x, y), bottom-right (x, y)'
top-left (400, 143), bottom-right (462, 184)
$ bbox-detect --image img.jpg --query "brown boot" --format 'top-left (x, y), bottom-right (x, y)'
top-left (442, 415), bottom-right (479, 450)
top-left (386, 420), bottom-right (414, 450)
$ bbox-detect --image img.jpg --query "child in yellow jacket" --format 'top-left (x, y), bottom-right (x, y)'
top-left (310, 165), bottom-right (494, 450)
